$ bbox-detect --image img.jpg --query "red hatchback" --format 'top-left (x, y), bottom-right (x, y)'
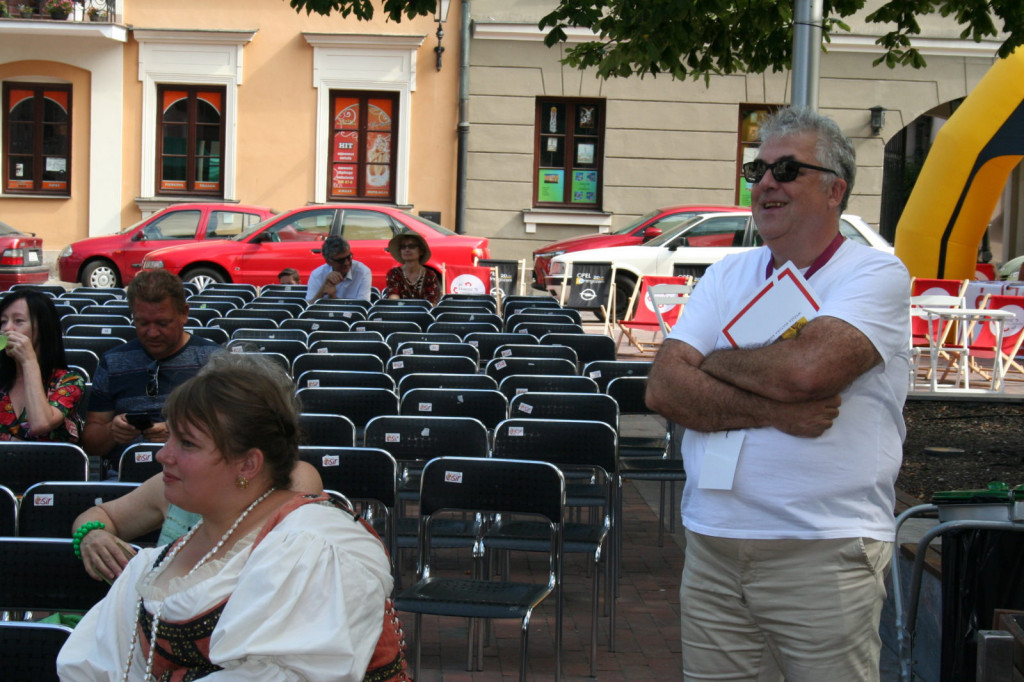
top-left (0, 220), bottom-right (48, 289)
top-left (140, 205), bottom-right (490, 290)
top-left (58, 203), bottom-right (276, 288)
top-left (531, 204), bottom-right (748, 290)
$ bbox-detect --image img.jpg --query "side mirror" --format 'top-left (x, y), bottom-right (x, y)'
top-left (668, 237), bottom-right (688, 251)
top-left (641, 227), bottom-right (662, 243)
top-left (132, 231), bottom-right (146, 242)
top-left (251, 232), bottom-right (270, 244)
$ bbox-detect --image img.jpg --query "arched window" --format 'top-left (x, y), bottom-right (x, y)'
top-left (157, 85), bottom-right (225, 196)
top-left (3, 83), bottom-right (72, 195)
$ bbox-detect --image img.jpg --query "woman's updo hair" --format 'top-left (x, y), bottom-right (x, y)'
top-left (164, 352), bottom-right (298, 490)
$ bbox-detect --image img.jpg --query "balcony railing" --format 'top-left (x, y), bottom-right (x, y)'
top-left (1, 0), bottom-right (116, 22)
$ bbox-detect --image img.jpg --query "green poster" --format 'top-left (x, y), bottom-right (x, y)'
top-left (538, 170), bottom-right (564, 202)
top-left (571, 170), bottom-right (598, 204)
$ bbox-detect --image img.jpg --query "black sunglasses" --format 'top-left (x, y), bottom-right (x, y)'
top-left (330, 253), bottom-right (353, 265)
top-left (146, 360), bottom-right (160, 398)
top-left (742, 158), bottom-right (838, 184)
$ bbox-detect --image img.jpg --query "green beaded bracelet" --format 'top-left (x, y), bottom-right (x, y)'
top-left (71, 521), bottom-right (106, 559)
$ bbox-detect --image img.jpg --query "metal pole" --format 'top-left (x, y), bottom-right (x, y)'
top-left (790, 0), bottom-right (822, 109)
top-left (454, 0), bottom-right (471, 234)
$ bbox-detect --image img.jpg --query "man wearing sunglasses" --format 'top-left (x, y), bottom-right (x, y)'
top-left (647, 107), bottom-right (910, 679)
top-left (82, 269), bottom-right (221, 475)
top-left (306, 235), bottom-right (372, 302)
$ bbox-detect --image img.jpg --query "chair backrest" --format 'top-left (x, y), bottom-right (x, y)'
top-left (396, 372), bottom-right (499, 395)
top-left (400, 388), bottom-right (509, 430)
top-left (307, 339), bottom-right (391, 364)
top-left (295, 369), bottom-right (396, 391)
top-left (369, 308), bottom-right (435, 329)
top-left (364, 415), bottom-right (490, 462)
top-left (186, 297), bottom-right (241, 314)
top-left (295, 387), bottom-right (399, 432)
top-left (64, 348), bottom-right (100, 379)
top-left (62, 335), bottom-right (127, 357)
top-left (210, 316), bottom-right (280, 334)
top-left (298, 445), bottom-right (397, 508)
top-left (226, 307), bottom-right (293, 323)
top-left (539, 332), bottom-right (618, 366)
top-left (63, 324), bottom-right (136, 342)
top-left (464, 332), bottom-right (538, 363)
top-left (298, 412), bottom-right (357, 447)
top-left (493, 343), bottom-right (578, 365)
top-left (557, 261), bottom-right (615, 314)
top-left (426, 320), bottom-right (501, 338)
top-left (0, 442), bottom-right (89, 495)
top-left (511, 321), bottom-right (585, 337)
top-left (230, 327), bottom-right (309, 343)
top-left (581, 360), bottom-right (653, 392)
top-left (227, 338), bottom-right (308, 362)
top-left (385, 354), bottom-right (478, 381)
top-left (308, 330), bottom-right (385, 345)
top-left (393, 341), bottom-right (480, 365)
top-left (647, 280), bottom-right (693, 334)
top-left (308, 297), bottom-right (372, 310)
top-left (977, 294), bottom-right (1024, 356)
top-left (300, 306), bottom-right (366, 323)
top-left (419, 456), bottom-right (564, 522)
top-left (187, 326), bottom-right (230, 345)
top-left (0, 621), bottom-right (73, 681)
top-left (18, 481), bottom-right (140, 538)
top-left (118, 442), bottom-right (164, 483)
top-left (606, 375), bottom-right (652, 415)
top-left (203, 282), bottom-right (258, 301)
top-left (910, 277), bottom-right (969, 298)
top-left (909, 294), bottom-right (963, 345)
top-left (492, 418), bottom-right (617, 476)
top-left (502, 296), bottom-right (562, 317)
top-left (432, 311), bottom-right (503, 328)
top-left (60, 313), bottom-right (132, 332)
top-left (371, 298), bottom-right (432, 310)
top-left (282, 317), bottom-right (352, 334)
top-left (292, 352), bottom-right (385, 377)
top-left (508, 391), bottom-right (618, 429)
top-left (384, 331), bottom-right (462, 354)
top-left (352, 319), bottom-right (423, 335)
top-left (0, 538), bottom-right (113, 612)
top-left (498, 374), bottom-right (599, 399)
top-left (485, 356), bottom-right (578, 382)
top-left (0, 483), bottom-right (16, 535)
top-left (245, 300), bottom-right (305, 316)
top-left (503, 311), bottom-right (576, 333)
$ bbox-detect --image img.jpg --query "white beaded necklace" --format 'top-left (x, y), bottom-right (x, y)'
top-left (120, 487), bottom-right (276, 681)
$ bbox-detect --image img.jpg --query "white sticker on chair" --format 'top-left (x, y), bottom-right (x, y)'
top-left (231, 346), bottom-right (243, 353)
top-left (508, 426), bottom-right (525, 436)
top-left (418, 402), bottom-right (433, 412)
top-left (421, 428), bottom-right (431, 436)
top-left (445, 471), bottom-right (463, 483)
top-left (312, 323), bottom-right (320, 330)
top-left (318, 347), bottom-right (328, 353)
top-left (102, 327), bottom-right (112, 334)
top-left (386, 433), bottom-right (401, 442)
top-left (402, 348), bottom-right (413, 355)
top-left (429, 344), bottom-right (440, 351)
top-left (307, 380), bottom-right (320, 388)
top-left (589, 370), bottom-right (602, 378)
top-left (501, 350), bottom-right (512, 357)
top-left (393, 361), bottom-right (404, 369)
top-left (322, 454), bottom-right (339, 467)
top-left (517, 403), bottom-right (533, 414)
top-left (495, 360), bottom-right (507, 369)
top-left (33, 494), bottom-right (54, 506)
top-left (135, 451), bottom-right (154, 463)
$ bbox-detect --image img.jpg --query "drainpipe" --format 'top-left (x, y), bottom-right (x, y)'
top-left (454, 0), bottom-right (470, 234)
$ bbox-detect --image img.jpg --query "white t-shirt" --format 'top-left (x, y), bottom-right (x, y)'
top-left (668, 241), bottom-right (911, 541)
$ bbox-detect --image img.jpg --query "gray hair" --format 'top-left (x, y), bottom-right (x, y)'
top-left (322, 236), bottom-right (352, 262)
top-left (758, 107), bottom-right (856, 212)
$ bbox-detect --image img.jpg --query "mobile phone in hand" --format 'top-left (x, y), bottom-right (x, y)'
top-left (124, 412), bottom-right (154, 431)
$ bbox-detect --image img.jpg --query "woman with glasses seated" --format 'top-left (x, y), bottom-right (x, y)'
top-left (0, 289), bottom-right (84, 442)
top-left (383, 232), bottom-right (441, 305)
top-left (59, 353), bottom-right (404, 681)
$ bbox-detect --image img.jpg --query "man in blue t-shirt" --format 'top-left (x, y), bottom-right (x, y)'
top-left (82, 269), bottom-right (220, 469)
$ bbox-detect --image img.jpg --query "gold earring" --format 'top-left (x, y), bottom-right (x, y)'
top-left (236, 476), bottom-right (249, 490)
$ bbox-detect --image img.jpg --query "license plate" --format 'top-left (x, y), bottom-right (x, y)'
top-left (27, 251), bottom-right (40, 264)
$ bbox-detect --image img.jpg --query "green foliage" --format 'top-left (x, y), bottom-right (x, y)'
top-left (286, 0), bottom-right (1024, 80)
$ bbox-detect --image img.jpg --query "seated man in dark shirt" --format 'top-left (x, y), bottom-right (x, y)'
top-left (82, 269), bottom-right (221, 471)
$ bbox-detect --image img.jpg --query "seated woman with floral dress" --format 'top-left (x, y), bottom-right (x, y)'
top-left (382, 232), bottom-right (441, 305)
top-left (58, 352), bottom-right (404, 681)
top-left (0, 289), bottom-right (84, 442)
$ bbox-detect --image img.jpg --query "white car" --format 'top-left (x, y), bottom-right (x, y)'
top-left (546, 212), bottom-right (893, 318)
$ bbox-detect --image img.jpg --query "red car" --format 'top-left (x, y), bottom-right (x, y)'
top-left (57, 203), bottom-right (276, 288)
top-left (532, 204), bottom-right (749, 290)
top-left (140, 204), bottom-right (490, 290)
top-left (0, 220), bottom-right (48, 289)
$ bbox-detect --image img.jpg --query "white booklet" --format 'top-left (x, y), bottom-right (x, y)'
top-left (699, 263), bottom-right (821, 489)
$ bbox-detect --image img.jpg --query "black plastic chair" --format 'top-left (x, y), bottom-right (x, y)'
top-left (502, 296), bottom-right (562, 317)
top-left (63, 324), bottom-right (136, 342)
top-left (298, 412), bottom-right (357, 447)
top-left (307, 338), bottom-right (392, 364)
top-left (0, 621), bottom-right (73, 682)
top-left (426, 320), bottom-right (500, 338)
top-left (352, 319), bottom-right (423, 335)
top-left (230, 327), bottom-right (309, 343)
top-left (514, 305), bottom-right (584, 325)
top-left (493, 343), bottom-right (578, 365)
top-left (18, 481), bottom-right (142, 539)
top-left (226, 307), bottom-right (293, 324)
top-left (281, 317), bottom-right (352, 334)
top-left (385, 354), bottom-right (478, 383)
top-left (464, 332), bottom-right (539, 365)
top-left (508, 391), bottom-right (618, 429)
top-left (187, 326), bottom-right (230, 345)
top-left (0, 483), bottom-right (16, 535)
top-left (369, 308), bottom-right (435, 329)
top-left (580, 359), bottom-right (652, 392)
top-left (59, 313), bottom-right (132, 333)
top-left (117, 442), bottom-right (164, 483)
top-left (185, 306), bottom-right (221, 326)
top-left (295, 369), bottom-right (396, 391)
top-left (485, 356), bottom-right (578, 384)
top-left (209, 316), bottom-right (279, 334)
top-left (61, 336), bottom-right (127, 358)
top-left (244, 300), bottom-right (305, 316)
top-left (503, 311), bottom-right (576, 333)
top-left (69, 287), bottom-right (125, 301)
top-left (65, 348), bottom-right (100, 380)
top-left (384, 331), bottom-right (462, 354)
top-left (186, 297), bottom-right (242, 314)
top-left (393, 341), bottom-right (480, 365)
top-left (371, 298), bottom-right (431, 310)
top-left (0, 538), bottom-right (113, 613)
top-left (540, 332), bottom-right (618, 368)
top-left (14, 283), bottom-right (66, 296)
top-left (292, 352), bottom-right (385, 377)
top-left (202, 282), bottom-right (258, 302)
top-left (397, 372), bottom-right (499, 395)
top-left (400, 388), bottom-right (509, 431)
top-left (301, 305), bottom-right (368, 322)
top-left (395, 457), bottom-right (565, 682)
top-left (226, 338), bottom-right (308, 363)
top-left (510, 321), bottom-right (584, 337)
top-left (307, 297), bottom-right (371, 311)
top-left (432, 311), bottom-right (503, 328)
top-left (0, 442), bottom-right (89, 495)
top-left (295, 387), bottom-right (399, 441)
top-left (498, 374), bottom-right (600, 400)
top-left (308, 330), bottom-right (385, 345)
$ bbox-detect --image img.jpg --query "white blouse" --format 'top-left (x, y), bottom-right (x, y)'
top-left (58, 502), bottom-right (393, 681)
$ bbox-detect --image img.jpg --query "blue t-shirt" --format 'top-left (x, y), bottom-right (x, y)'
top-left (89, 334), bottom-right (221, 458)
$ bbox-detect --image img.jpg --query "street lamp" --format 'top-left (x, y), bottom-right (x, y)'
top-left (434, 0), bottom-right (452, 71)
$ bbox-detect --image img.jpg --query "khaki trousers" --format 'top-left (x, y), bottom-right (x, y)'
top-left (679, 530), bottom-right (891, 681)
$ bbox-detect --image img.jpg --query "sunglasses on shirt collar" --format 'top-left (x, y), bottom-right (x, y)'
top-left (742, 158), bottom-right (839, 184)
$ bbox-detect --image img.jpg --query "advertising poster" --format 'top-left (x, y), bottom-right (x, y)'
top-left (332, 165), bottom-right (357, 196)
top-left (333, 131), bottom-right (358, 163)
top-left (334, 99), bottom-right (359, 128)
top-left (571, 170), bottom-right (598, 204)
top-left (537, 170), bottom-right (564, 202)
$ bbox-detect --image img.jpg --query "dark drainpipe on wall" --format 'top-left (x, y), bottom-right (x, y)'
top-left (454, 0), bottom-right (471, 234)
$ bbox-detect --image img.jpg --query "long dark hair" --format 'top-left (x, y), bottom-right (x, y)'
top-left (0, 289), bottom-right (69, 391)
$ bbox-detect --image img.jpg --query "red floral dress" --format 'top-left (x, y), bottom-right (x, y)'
top-left (0, 368), bottom-right (85, 442)
top-left (383, 266), bottom-right (441, 305)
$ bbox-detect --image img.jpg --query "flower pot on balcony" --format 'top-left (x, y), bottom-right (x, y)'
top-left (49, 9), bottom-right (67, 19)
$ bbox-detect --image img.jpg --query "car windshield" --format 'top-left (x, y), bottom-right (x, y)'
top-left (234, 214), bottom-right (281, 240)
top-left (399, 211), bottom-right (457, 236)
top-left (642, 216), bottom-right (707, 247)
top-left (610, 210), bottom-right (662, 236)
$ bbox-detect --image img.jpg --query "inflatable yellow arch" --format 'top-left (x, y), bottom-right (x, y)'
top-left (894, 48), bottom-right (1024, 279)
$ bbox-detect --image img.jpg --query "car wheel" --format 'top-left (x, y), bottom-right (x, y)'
top-left (81, 260), bottom-right (121, 288)
top-left (595, 273), bottom-right (637, 323)
top-left (183, 267), bottom-right (227, 290)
